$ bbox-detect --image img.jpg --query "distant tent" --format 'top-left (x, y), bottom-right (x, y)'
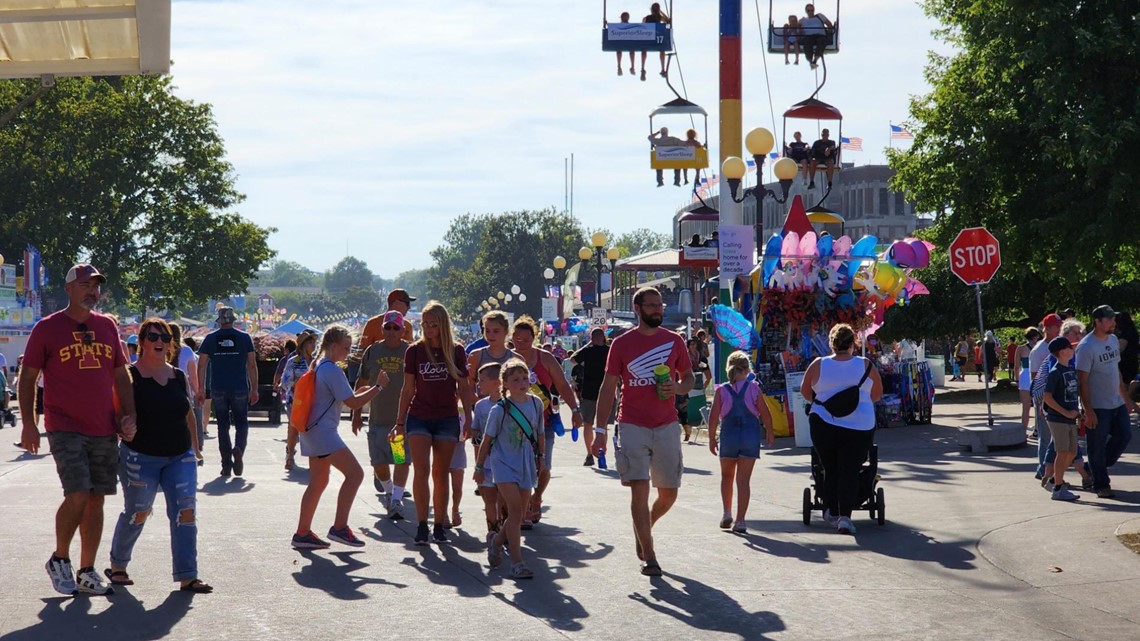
top-left (272, 318), bottom-right (318, 335)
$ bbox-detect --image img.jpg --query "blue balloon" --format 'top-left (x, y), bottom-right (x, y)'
top-left (762, 233), bottom-right (783, 287)
top-left (817, 234), bottom-right (834, 259)
top-left (708, 304), bottom-right (761, 351)
top-left (846, 235), bottom-right (878, 284)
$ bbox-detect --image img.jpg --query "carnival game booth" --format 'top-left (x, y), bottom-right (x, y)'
top-left (710, 198), bottom-right (934, 443)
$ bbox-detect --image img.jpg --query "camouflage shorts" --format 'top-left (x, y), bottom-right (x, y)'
top-left (47, 431), bottom-right (119, 496)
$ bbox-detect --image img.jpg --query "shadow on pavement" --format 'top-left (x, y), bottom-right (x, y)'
top-left (291, 550), bottom-right (406, 600)
top-left (0, 588), bottom-right (193, 641)
top-left (854, 520), bottom-right (977, 570)
top-left (199, 476), bottom-right (255, 496)
top-left (401, 545), bottom-right (492, 599)
top-left (629, 572), bottom-right (785, 639)
top-left (738, 530), bottom-right (830, 564)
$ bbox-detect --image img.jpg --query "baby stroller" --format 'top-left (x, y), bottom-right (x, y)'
top-left (1, 378), bottom-right (15, 428)
top-left (802, 442), bottom-right (885, 526)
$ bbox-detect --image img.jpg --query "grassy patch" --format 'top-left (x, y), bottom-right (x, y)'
top-left (1118, 533), bottom-right (1140, 556)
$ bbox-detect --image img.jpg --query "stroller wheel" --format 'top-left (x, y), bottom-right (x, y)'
top-left (802, 487), bottom-right (812, 526)
top-left (876, 487), bottom-right (886, 525)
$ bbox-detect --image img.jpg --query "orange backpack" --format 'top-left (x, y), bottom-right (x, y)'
top-left (289, 361), bottom-right (334, 433)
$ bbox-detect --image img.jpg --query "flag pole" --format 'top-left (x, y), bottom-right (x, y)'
top-left (889, 121), bottom-right (893, 151)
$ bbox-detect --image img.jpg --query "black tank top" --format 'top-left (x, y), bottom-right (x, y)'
top-left (127, 365), bottom-right (192, 457)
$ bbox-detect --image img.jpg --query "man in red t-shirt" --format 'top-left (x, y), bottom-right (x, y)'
top-left (20, 264), bottom-right (136, 597)
top-left (594, 287), bottom-right (693, 576)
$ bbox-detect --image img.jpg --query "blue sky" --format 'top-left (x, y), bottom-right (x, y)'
top-left (169, 0), bottom-right (952, 276)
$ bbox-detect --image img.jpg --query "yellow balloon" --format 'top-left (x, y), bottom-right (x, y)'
top-left (873, 263), bottom-right (906, 296)
top-left (0, 253), bottom-right (4, 267)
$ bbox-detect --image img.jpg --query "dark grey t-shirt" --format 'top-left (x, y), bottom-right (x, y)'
top-left (1074, 333), bottom-right (1123, 409)
top-left (358, 340), bottom-right (408, 428)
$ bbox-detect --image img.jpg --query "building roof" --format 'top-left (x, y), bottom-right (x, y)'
top-left (615, 248), bottom-right (680, 272)
top-left (0, 1), bottom-right (170, 79)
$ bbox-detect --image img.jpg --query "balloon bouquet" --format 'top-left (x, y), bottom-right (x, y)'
top-left (705, 232), bottom-right (934, 357)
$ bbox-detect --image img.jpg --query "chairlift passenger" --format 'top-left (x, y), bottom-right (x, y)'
top-left (641, 3), bottom-right (671, 81)
top-left (800, 3), bottom-right (834, 70)
top-left (809, 128), bottom-right (838, 189)
top-left (682, 129), bottom-right (702, 185)
top-left (782, 15), bottom-right (802, 65)
top-left (613, 12), bottom-right (636, 76)
top-left (785, 131), bottom-right (810, 182)
top-left (648, 126), bottom-right (686, 187)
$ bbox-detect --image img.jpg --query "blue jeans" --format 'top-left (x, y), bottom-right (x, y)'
top-left (1087, 405), bottom-right (1132, 490)
top-left (110, 444), bottom-right (199, 581)
top-left (212, 391), bottom-right (249, 469)
top-left (1034, 403), bottom-right (1052, 477)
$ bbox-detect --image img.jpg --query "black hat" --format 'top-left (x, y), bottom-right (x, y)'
top-left (1048, 336), bottom-right (1074, 355)
top-left (1091, 305), bottom-right (1116, 320)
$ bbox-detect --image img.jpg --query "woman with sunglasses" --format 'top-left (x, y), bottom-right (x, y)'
top-left (106, 319), bottom-right (212, 593)
top-left (393, 301), bottom-right (475, 545)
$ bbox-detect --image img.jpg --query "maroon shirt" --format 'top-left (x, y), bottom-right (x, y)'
top-left (404, 342), bottom-right (468, 420)
top-left (24, 310), bottom-right (127, 437)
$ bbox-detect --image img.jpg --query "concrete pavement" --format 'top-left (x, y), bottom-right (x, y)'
top-left (1, 396), bottom-right (1138, 641)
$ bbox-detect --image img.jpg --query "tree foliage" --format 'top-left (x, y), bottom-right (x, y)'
top-left (0, 74), bottom-right (274, 312)
top-left (428, 209), bottom-right (587, 321)
top-left (325, 256), bottom-right (373, 293)
top-left (885, 0), bottom-right (1140, 337)
top-left (258, 260), bottom-right (320, 287)
top-left (613, 228), bottom-right (673, 258)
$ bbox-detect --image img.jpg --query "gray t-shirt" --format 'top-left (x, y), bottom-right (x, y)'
top-left (1074, 333), bottom-right (1123, 409)
top-left (358, 340), bottom-right (408, 428)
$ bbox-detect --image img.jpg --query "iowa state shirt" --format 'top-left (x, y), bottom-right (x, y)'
top-left (24, 310), bottom-right (127, 436)
top-left (605, 328), bottom-right (692, 428)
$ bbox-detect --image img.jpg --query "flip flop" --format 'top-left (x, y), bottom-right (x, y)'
top-left (180, 579), bottom-right (213, 594)
top-left (640, 560), bottom-right (663, 577)
top-left (104, 568), bottom-right (133, 586)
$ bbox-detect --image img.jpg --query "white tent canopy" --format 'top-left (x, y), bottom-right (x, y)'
top-left (0, 0), bottom-right (170, 79)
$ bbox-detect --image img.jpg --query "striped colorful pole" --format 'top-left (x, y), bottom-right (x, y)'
top-left (716, 0), bottom-right (743, 382)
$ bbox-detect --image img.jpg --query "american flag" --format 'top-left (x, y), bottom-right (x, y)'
top-left (890, 124), bottom-right (914, 139)
top-left (840, 136), bottom-right (863, 151)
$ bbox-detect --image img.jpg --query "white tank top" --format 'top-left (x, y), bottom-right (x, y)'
top-left (809, 356), bottom-right (875, 431)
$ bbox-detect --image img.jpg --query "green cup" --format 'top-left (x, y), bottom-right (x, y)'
top-left (391, 434), bottom-right (406, 465)
top-left (653, 364), bottom-right (672, 399)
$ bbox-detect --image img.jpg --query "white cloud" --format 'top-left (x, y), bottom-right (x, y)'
top-left (169, 0), bottom-right (953, 274)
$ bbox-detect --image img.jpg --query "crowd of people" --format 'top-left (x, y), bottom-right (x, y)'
top-left (15, 261), bottom-right (1139, 595)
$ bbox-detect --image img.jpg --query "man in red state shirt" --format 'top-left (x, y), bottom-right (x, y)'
top-left (594, 287), bottom-right (694, 576)
top-left (20, 264), bottom-right (136, 597)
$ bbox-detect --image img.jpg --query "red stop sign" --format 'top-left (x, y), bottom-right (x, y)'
top-left (949, 227), bottom-right (1001, 285)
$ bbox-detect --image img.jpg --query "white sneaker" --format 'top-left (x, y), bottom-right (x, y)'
top-left (836, 517), bottom-right (856, 535)
top-left (45, 556), bottom-right (77, 596)
top-left (387, 499), bottom-right (405, 521)
top-left (76, 567), bottom-right (114, 595)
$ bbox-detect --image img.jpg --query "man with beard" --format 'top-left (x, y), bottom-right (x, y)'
top-left (21, 264), bottom-right (136, 596)
top-left (594, 287), bottom-right (693, 576)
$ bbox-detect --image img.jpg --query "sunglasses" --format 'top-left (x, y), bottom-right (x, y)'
top-left (382, 324), bottom-right (402, 331)
top-left (76, 323), bottom-right (93, 346)
top-left (145, 332), bottom-right (173, 343)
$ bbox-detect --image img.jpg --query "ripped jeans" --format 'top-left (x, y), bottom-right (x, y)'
top-left (110, 443), bottom-right (199, 581)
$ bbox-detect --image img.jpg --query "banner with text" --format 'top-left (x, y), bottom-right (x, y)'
top-left (717, 224), bottom-right (755, 278)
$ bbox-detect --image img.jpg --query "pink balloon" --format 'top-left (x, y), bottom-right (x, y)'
top-left (906, 239), bottom-right (930, 269)
top-left (887, 241), bottom-right (917, 268)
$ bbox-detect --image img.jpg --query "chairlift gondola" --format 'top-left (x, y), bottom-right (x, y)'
top-left (766, 0), bottom-right (840, 56)
top-left (649, 97), bottom-right (709, 171)
top-left (602, 1), bottom-right (674, 52)
top-left (782, 96), bottom-right (842, 200)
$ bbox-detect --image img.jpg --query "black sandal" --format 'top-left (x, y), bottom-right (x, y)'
top-left (640, 560), bottom-right (663, 576)
top-left (180, 579), bottom-right (213, 593)
top-left (104, 568), bottom-right (133, 586)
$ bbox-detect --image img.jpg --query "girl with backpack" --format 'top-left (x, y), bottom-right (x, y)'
top-left (291, 325), bottom-right (384, 550)
top-left (707, 351), bottom-right (775, 534)
top-left (473, 358), bottom-right (544, 579)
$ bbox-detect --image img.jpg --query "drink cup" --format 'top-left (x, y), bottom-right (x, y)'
top-left (391, 434), bottom-right (406, 465)
top-left (653, 364), bottom-right (672, 400)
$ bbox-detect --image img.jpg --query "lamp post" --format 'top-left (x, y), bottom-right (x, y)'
top-left (721, 127), bottom-right (799, 207)
top-left (579, 231), bottom-right (621, 313)
top-left (546, 256), bottom-right (567, 321)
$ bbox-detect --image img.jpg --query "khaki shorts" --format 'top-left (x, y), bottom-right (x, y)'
top-left (1047, 420), bottom-right (1079, 453)
top-left (616, 422), bottom-right (683, 488)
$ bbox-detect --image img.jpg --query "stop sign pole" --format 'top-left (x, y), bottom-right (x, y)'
top-left (949, 227), bottom-right (1002, 426)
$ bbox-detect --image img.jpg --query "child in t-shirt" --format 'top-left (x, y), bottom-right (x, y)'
top-left (1042, 337), bottom-right (1080, 501)
top-left (474, 358), bottom-right (544, 580)
top-left (471, 363), bottom-right (503, 533)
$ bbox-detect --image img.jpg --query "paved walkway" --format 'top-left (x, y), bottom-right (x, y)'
top-left (0, 398), bottom-right (1137, 641)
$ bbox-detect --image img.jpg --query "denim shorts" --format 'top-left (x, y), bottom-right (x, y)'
top-left (406, 414), bottom-right (461, 442)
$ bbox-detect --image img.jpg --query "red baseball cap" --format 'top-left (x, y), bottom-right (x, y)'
top-left (387, 289), bottom-right (416, 305)
top-left (1041, 313), bottom-right (1062, 327)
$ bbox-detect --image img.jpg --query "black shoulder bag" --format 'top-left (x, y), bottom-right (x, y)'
top-left (817, 358), bottom-right (873, 418)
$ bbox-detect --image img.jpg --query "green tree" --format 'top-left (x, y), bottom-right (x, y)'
top-left (885, 0), bottom-right (1140, 337)
top-left (325, 256), bottom-right (373, 293)
top-left (390, 268), bottom-right (435, 303)
top-left (341, 285), bottom-right (383, 317)
top-left (0, 74), bottom-right (274, 312)
top-left (428, 209), bottom-right (586, 320)
top-left (613, 228), bottom-right (673, 258)
top-left (259, 260), bottom-right (319, 287)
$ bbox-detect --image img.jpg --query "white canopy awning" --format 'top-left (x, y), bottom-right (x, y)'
top-left (0, 0), bottom-right (170, 79)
